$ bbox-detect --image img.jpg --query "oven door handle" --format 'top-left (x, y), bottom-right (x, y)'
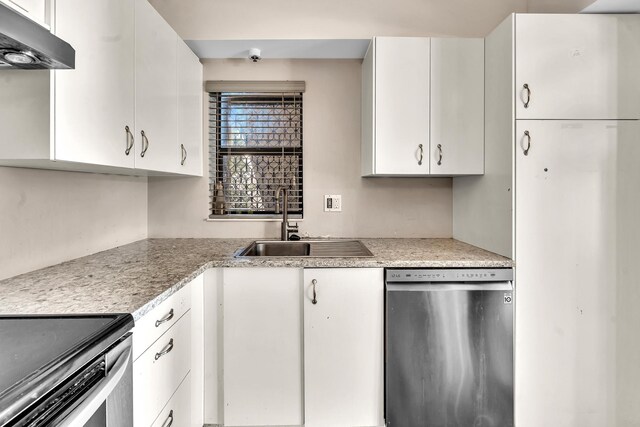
top-left (58, 344), bottom-right (132, 427)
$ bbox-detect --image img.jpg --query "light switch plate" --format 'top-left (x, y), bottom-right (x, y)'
top-left (324, 195), bottom-right (342, 212)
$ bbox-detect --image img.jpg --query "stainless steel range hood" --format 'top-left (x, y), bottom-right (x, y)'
top-left (0, 2), bottom-right (74, 69)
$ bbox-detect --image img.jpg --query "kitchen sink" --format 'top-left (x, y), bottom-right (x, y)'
top-left (235, 240), bottom-right (374, 258)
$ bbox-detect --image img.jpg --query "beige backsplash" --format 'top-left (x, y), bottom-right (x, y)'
top-left (148, 59), bottom-right (452, 240)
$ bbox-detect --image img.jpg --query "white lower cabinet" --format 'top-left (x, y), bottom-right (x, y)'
top-left (180, 267), bottom-right (386, 427)
top-left (303, 268), bottom-right (385, 427)
top-left (132, 274), bottom-right (203, 427)
top-left (222, 268), bottom-right (303, 426)
top-left (151, 374), bottom-right (192, 427)
top-left (133, 310), bottom-right (191, 427)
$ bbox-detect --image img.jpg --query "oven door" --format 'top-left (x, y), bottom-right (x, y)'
top-left (19, 334), bottom-right (133, 427)
top-left (57, 334), bottom-right (133, 427)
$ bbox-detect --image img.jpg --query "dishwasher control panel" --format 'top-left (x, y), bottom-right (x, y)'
top-left (386, 268), bottom-right (513, 282)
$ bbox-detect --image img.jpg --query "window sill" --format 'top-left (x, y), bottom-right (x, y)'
top-left (206, 216), bottom-right (303, 222)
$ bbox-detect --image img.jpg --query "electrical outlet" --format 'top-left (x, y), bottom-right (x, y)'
top-left (324, 195), bottom-right (342, 212)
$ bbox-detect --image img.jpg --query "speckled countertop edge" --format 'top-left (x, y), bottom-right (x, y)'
top-left (0, 238), bottom-right (513, 321)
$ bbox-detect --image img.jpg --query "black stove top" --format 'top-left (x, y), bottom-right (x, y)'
top-left (0, 314), bottom-right (134, 424)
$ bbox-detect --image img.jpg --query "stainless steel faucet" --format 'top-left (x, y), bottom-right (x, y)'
top-left (276, 187), bottom-right (298, 241)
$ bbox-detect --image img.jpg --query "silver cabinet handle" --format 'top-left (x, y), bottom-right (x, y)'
top-left (437, 144), bottom-right (443, 166)
top-left (523, 83), bottom-right (531, 108)
top-left (140, 130), bottom-right (149, 157)
top-left (180, 144), bottom-right (187, 166)
top-left (161, 410), bottom-right (174, 427)
top-left (124, 126), bottom-right (134, 156)
top-left (155, 308), bottom-right (174, 327)
top-left (523, 130), bottom-right (531, 156)
top-left (418, 144), bottom-right (424, 166)
top-left (311, 279), bottom-right (318, 305)
top-left (155, 338), bottom-right (174, 360)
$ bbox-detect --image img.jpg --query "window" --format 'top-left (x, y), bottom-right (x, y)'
top-left (207, 81), bottom-right (305, 218)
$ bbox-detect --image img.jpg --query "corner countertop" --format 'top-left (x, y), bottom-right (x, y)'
top-left (0, 238), bottom-right (512, 320)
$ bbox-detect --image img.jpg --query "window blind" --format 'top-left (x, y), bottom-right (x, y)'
top-left (209, 89), bottom-right (303, 217)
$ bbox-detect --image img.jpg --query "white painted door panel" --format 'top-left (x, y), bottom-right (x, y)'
top-left (53, 0), bottom-right (135, 168)
top-left (374, 37), bottom-right (430, 175)
top-left (203, 269), bottom-right (222, 425)
top-left (177, 39), bottom-right (203, 176)
top-left (514, 120), bottom-right (640, 427)
top-left (303, 268), bottom-right (385, 427)
top-left (515, 14), bottom-right (640, 119)
top-left (1, 0), bottom-right (46, 24)
top-left (134, 0), bottom-right (178, 172)
top-left (189, 275), bottom-right (204, 427)
top-left (151, 374), bottom-right (192, 427)
top-left (223, 268), bottom-right (303, 426)
top-left (430, 38), bottom-right (484, 175)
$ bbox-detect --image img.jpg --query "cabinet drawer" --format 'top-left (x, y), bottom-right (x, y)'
top-left (151, 373), bottom-right (192, 427)
top-left (133, 311), bottom-right (192, 427)
top-left (133, 283), bottom-right (191, 361)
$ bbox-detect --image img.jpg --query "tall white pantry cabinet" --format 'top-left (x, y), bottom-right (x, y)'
top-left (453, 14), bottom-right (640, 427)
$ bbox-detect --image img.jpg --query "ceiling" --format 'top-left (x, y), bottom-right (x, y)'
top-left (185, 39), bottom-right (372, 60)
top-left (581, 0), bottom-right (640, 12)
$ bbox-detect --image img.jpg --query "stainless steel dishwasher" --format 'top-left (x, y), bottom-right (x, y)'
top-left (385, 268), bottom-right (514, 427)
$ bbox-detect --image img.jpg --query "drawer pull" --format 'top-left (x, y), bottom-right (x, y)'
top-left (161, 410), bottom-right (174, 427)
top-left (155, 339), bottom-right (174, 361)
top-left (312, 279), bottom-right (318, 305)
top-left (155, 309), bottom-right (174, 327)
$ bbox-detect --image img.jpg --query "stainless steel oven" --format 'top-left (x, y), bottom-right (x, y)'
top-left (0, 314), bottom-right (134, 427)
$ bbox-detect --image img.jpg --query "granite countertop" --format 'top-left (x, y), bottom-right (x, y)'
top-left (0, 238), bottom-right (512, 320)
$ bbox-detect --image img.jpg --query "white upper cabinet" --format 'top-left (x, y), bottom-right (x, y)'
top-left (515, 14), bottom-right (640, 120)
top-left (0, 0), bottom-right (46, 25)
top-left (362, 37), bottom-right (484, 177)
top-left (303, 268), bottom-right (385, 427)
top-left (177, 39), bottom-right (204, 176)
top-left (430, 38), bottom-right (484, 175)
top-left (134, 0), bottom-right (179, 173)
top-left (0, 0), bottom-right (203, 176)
top-left (54, 0), bottom-right (135, 169)
top-left (367, 37), bottom-right (430, 175)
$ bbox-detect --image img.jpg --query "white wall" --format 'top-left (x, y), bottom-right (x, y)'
top-left (0, 167), bottom-right (147, 280)
top-left (148, 59), bottom-right (452, 239)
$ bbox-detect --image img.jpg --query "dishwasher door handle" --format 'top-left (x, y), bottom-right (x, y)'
top-left (386, 282), bottom-right (512, 292)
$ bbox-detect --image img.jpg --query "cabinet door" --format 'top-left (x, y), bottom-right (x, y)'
top-left (222, 268), bottom-right (303, 426)
top-left (134, 0), bottom-right (178, 172)
top-left (151, 374), bottom-right (192, 427)
top-left (430, 38), bottom-right (484, 175)
top-left (515, 14), bottom-right (640, 120)
top-left (303, 268), bottom-right (384, 427)
top-left (53, 0), bottom-right (135, 168)
top-left (374, 37), bottom-right (430, 175)
top-left (514, 120), bottom-right (640, 427)
top-left (0, 0), bottom-right (46, 24)
top-left (177, 39), bottom-right (203, 176)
